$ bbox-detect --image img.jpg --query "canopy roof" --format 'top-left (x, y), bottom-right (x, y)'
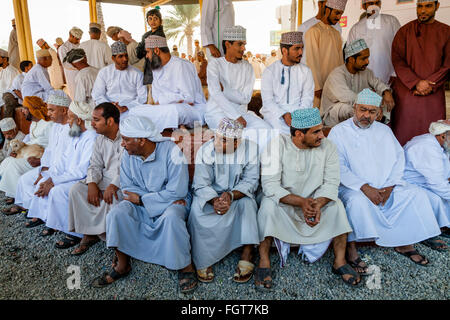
top-left (79, 0), bottom-right (254, 7)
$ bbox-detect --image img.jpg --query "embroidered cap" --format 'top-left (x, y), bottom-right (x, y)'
top-left (326, 0), bottom-right (348, 11)
top-left (111, 41), bottom-right (127, 55)
top-left (356, 88), bottom-right (382, 107)
top-left (145, 35), bottom-right (168, 49)
top-left (46, 90), bottom-right (71, 107)
top-left (280, 31), bottom-right (303, 45)
top-left (344, 38), bottom-right (368, 60)
top-left (291, 108), bottom-right (322, 129)
top-left (223, 25), bottom-right (246, 42)
top-left (215, 118), bottom-right (244, 139)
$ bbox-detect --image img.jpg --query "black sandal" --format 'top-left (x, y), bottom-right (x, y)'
top-left (254, 267), bottom-right (273, 292)
top-left (178, 271), bottom-right (198, 294)
top-left (40, 227), bottom-right (55, 237)
top-left (55, 235), bottom-right (81, 249)
top-left (5, 198), bottom-right (15, 205)
top-left (332, 264), bottom-right (361, 287)
top-left (348, 257), bottom-right (371, 276)
top-left (91, 267), bottom-right (131, 288)
top-left (25, 218), bottom-right (44, 228)
top-left (394, 248), bottom-right (429, 266)
top-left (3, 205), bottom-right (23, 216)
top-left (420, 237), bottom-right (448, 252)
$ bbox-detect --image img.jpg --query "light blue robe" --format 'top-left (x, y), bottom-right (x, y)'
top-left (106, 141), bottom-right (192, 270)
top-left (188, 139), bottom-right (260, 270)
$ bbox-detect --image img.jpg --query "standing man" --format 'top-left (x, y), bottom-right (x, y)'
top-left (36, 39), bottom-right (65, 90)
top-left (260, 31), bottom-right (314, 134)
top-left (201, 0), bottom-right (235, 59)
top-left (106, 26), bottom-right (123, 41)
top-left (8, 19), bottom-right (20, 70)
top-left (21, 50), bottom-right (55, 101)
top-left (347, 1), bottom-right (401, 85)
top-left (391, 0), bottom-right (449, 146)
top-left (0, 49), bottom-right (20, 117)
top-left (298, 0), bottom-right (342, 65)
top-left (79, 23), bottom-right (112, 70)
top-left (305, 0), bottom-right (347, 108)
top-left (58, 27), bottom-right (83, 99)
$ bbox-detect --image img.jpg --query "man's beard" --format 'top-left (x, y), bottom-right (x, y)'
top-left (26, 113), bottom-right (32, 121)
top-left (69, 123), bottom-right (82, 137)
top-left (150, 52), bottom-right (162, 70)
top-left (355, 117), bottom-right (373, 129)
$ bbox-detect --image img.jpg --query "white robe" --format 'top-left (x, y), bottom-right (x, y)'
top-left (91, 64), bottom-right (147, 111)
top-left (27, 129), bottom-right (97, 237)
top-left (21, 64), bottom-right (55, 101)
top-left (347, 14), bottom-right (401, 84)
top-left (328, 119), bottom-right (444, 246)
top-left (205, 57), bottom-right (272, 148)
top-left (129, 56), bottom-right (205, 131)
top-left (73, 66), bottom-right (99, 107)
top-left (201, 0), bottom-right (235, 58)
top-left (58, 41), bottom-right (79, 99)
top-left (298, 17), bottom-right (342, 65)
top-left (0, 65), bottom-right (20, 106)
top-left (260, 60), bottom-right (315, 134)
top-left (79, 39), bottom-right (113, 70)
top-left (8, 73), bottom-right (24, 104)
top-left (0, 120), bottom-right (53, 198)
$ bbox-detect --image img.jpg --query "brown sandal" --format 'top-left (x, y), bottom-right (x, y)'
top-left (233, 260), bottom-right (255, 283)
top-left (196, 267), bottom-right (214, 283)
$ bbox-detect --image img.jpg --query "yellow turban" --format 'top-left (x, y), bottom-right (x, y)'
top-left (22, 96), bottom-right (50, 121)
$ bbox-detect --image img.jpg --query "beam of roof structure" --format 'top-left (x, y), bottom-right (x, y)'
top-left (79, 0), bottom-right (256, 7)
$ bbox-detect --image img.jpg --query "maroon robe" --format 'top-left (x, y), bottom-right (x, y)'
top-left (391, 19), bottom-right (449, 145)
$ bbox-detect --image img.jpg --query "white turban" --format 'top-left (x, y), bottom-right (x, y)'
top-left (119, 115), bottom-right (171, 142)
top-left (69, 101), bottom-right (93, 129)
top-left (429, 120), bottom-right (450, 136)
top-left (0, 118), bottom-right (16, 132)
top-left (70, 27), bottom-right (83, 39)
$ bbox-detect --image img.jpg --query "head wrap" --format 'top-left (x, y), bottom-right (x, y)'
top-left (63, 48), bottom-right (86, 64)
top-left (69, 101), bottom-right (93, 129)
top-left (36, 38), bottom-right (46, 48)
top-left (362, 0), bottom-right (380, 3)
top-left (118, 30), bottom-right (133, 43)
top-left (0, 49), bottom-right (8, 58)
top-left (46, 91), bottom-right (71, 107)
top-left (106, 26), bottom-right (122, 38)
top-left (344, 38), bottom-right (369, 60)
top-left (0, 118), bottom-right (17, 132)
top-left (69, 27), bottom-right (83, 39)
top-left (89, 22), bottom-right (101, 31)
top-left (223, 25), bottom-right (246, 41)
top-left (22, 96), bottom-right (50, 121)
top-left (417, 0), bottom-right (436, 3)
top-left (111, 41), bottom-right (127, 56)
top-left (429, 120), bottom-right (450, 136)
top-left (356, 88), bottom-right (382, 107)
top-left (145, 35), bottom-right (168, 49)
top-left (36, 49), bottom-right (51, 58)
top-left (280, 31), bottom-right (303, 45)
top-left (326, 0), bottom-right (348, 11)
top-left (119, 115), bottom-right (171, 142)
top-left (55, 37), bottom-right (64, 46)
top-left (215, 118), bottom-right (244, 139)
top-left (291, 108), bottom-right (322, 129)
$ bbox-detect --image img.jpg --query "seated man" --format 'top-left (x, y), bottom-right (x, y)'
top-left (27, 101), bottom-right (97, 247)
top-left (260, 31), bottom-right (314, 134)
top-left (321, 39), bottom-right (394, 127)
top-left (90, 115), bottom-right (197, 294)
top-left (0, 118), bottom-right (25, 163)
top-left (403, 120), bottom-right (450, 248)
top-left (129, 35), bottom-right (205, 132)
top-left (64, 48), bottom-right (99, 107)
top-left (205, 26), bottom-right (272, 148)
top-left (68, 103), bottom-right (123, 255)
top-left (328, 89), bottom-right (443, 268)
top-left (257, 108), bottom-right (355, 290)
top-left (92, 41), bottom-right (147, 116)
top-left (21, 49), bottom-right (56, 101)
top-left (4, 60), bottom-right (34, 118)
top-left (14, 93), bottom-right (71, 223)
top-left (0, 96), bottom-right (53, 209)
top-left (188, 118), bottom-right (260, 284)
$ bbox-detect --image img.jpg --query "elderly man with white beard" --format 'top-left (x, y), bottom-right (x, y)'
top-left (25, 101), bottom-right (97, 249)
top-left (328, 89), bottom-right (445, 269)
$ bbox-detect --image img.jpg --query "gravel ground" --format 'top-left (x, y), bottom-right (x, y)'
top-left (0, 191), bottom-right (448, 300)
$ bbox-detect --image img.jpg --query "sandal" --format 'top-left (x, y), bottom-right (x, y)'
top-left (197, 267), bottom-right (214, 283)
top-left (440, 228), bottom-right (450, 239)
top-left (332, 264), bottom-right (361, 287)
top-left (421, 237), bottom-right (448, 252)
top-left (40, 227), bottom-right (55, 237)
top-left (3, 205), bottom-right (24, 216)
top-left (5, 198), bottom-right (15, 205)
top-left (178, 271), bottom-right (198, 293)
top-left (233, 260), bottom-right (255, 283)
top-left (91, 267), bottom-right (131, 288)
top-left (25, 218), bottom-right (44, 228)
top-left (55, 235), bottom-right (81, 249)
top-left (254, 267), bottom-right (273, 292)
top-left (71, 238), bottom-right (100, 256)
top-left (394, 248), bottom-right (429, 266)
top-left (347, 257), bottom-right (371, 276)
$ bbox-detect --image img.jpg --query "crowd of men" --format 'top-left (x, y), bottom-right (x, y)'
top-left (0, 0), bottom-right (448, 294)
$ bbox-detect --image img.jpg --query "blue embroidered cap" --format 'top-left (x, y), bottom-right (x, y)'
top-left (356, 88), bottom-right (382, 107)
top-left (291, 108), bottom-right (322, 129)
top-left (344, 38), bottom-right (368, 60)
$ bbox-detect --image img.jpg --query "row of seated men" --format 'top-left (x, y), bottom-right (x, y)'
top-left (0, 86), bottom-right (448, 293)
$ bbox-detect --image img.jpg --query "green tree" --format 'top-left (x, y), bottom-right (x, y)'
top-left (164, 5), bottom-right (200, 56)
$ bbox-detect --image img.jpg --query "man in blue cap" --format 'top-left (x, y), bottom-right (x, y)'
top-left (256, 108), bottom-right (356, 290)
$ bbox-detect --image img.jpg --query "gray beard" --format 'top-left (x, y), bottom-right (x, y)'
top-left (69, 123), bottom-right (82, 137)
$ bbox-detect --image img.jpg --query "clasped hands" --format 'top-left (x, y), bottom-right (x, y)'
top-left (361, 184), bottom-right (394, 206)
top-left (211, 192), bottom-right (232, 216)
top-left (88, 183), bottom-right (120, 207)
top-left (413, 80), bottom-right (435, 96)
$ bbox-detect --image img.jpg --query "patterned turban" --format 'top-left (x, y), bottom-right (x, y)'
top-left (145, 35), bottom-right (167, 49)
top-left (36, 38), bottom-right (46, 48)
top-left (46, 90), bottom-right (71, 107)
top-left (111, 41), bottom-right (127, 56)
top-left (417, 0), bottom-right (436, 3)
top-left (280, 31), bottom-right (303, 45)
top-left (344, 39), bottom-right (369, 60)
top-left (63, 48), bottom-right (86, 64)
top-left (291, 108), bottom-right (322, 129)
top-left (326, 0), bottom-right (348, 11)
top-left (356, 88), bottom-right (382, 107)
top-left (36, 49), bottom-right (51, 58)
top-left (55, 38), bottom-right (64, 46)
top-left (223, 26), bottom-right (246, 41)
top-left (215, 118), bottom-right (244, 139)
top-left (89, 22), bottom-right (101, 32)
top-left (69, 101), bottom-right (93, 130)
top-left (22, 96), bottom-right (50, 121)
top-left (429, 120), bottom-right (450, 136)
top-left (69, 27), bottom-right (83, 39)
top-left (106, 26), bottom-right (122, 38)
top-left (119, 115), bottom-right (171, 142)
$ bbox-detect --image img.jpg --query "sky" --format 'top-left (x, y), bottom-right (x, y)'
top-left (0, 0), bottom-right (296, 55)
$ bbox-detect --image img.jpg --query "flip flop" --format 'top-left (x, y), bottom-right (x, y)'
top-left (40, 227), bottom-right (55, 237)
top-left (254, 267), bottom-right (273, 292)
top-left (25, 219), bottom-right (44, 228)
top-left (178, 271), bottom-right (198, 294)
top-left (91, 267), bottom-right (131, 288)
top-left (3, 206), bottom-right (24, 216)
top-left (394, 248), bottom-right (429, 266)
top-left (5, 198), bottom-right (15, 205)
top-left (332, 264), bottom-right (361, 287)
top-left (347, 257), bottom-right (372, 276)
top-left (420, 237), bottom-right (448, 252)
top-left (71, 238), bottom-right (100, 256)
top-left (197, 267), bottom-right (214, 283)
top-left (55, 236), bottom-right (81, 249)
top-left (233, 260), bottom-right (255, 283)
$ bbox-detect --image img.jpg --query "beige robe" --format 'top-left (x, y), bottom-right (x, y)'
top-left (8, 28), bottom-right (20, 70)
top-left (258, 134), bottom-right (352, 245)
top-left (305, 21), bottom-right (343, 108)
top-left (127, 40), bottom-right (145, 73)
top-left (68, 133), bottom-right (123, 237)
top-left (48, 48), bottom-right (65, 89)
